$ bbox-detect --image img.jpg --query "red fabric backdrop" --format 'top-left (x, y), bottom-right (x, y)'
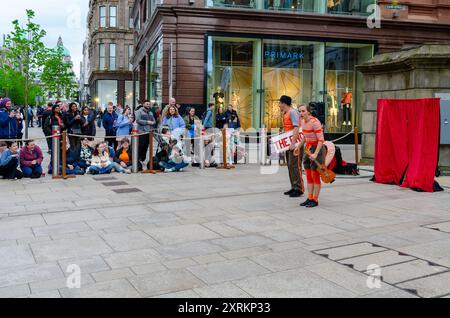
top-left (374, 98), bottom-right (440, 192)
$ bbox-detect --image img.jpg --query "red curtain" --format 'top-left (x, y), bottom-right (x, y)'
top-left (374, 98), bottom-right (440, 192)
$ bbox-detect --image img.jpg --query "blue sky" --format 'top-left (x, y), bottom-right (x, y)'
top-left (0, 0), bottom-right (89, 78)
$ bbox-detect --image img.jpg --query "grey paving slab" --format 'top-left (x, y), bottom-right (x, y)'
top-left (389, 227), bottom-right (450, 244)
top-left (224, 216), bottom-right (292, 233)
top-left (286, 224), bottom-right (345, 238)
top-left (396, 271), bottom-right (450, 298)
top-left (42, 210), bottom-right (104, 225)
top-left (149, 201), bottom-right (204, 213)
top-left (368, 260), bottom-right (449, 285)
top-left (144, 224), bottom-right (221, 245)
top-left (250, 248), bottom-right (325, 272)
top-left (58, 256), bottom-right (110, 275)
top-left (0, 284), bottom-right (30, 298)
top-left (33, 222), bottom-right (91, 237)
top-left (0, 227), bottom-right (34, 241)
top-left (399, 239), bottom-right (450, 265)
top-left (0, 245), bottom-right (36, 270)
top-left (192, 253), bottom-right (227, 265)
top-left (202, 222), bottom-right (246, 237)
top-left (164, 258), bottom-right (198, 270)
top-left (211, 235), bottom-right (274, 251)
top-left (425, 221), bottom-right (450, 233)
top-left (59, 279), bottom-right (141, 298)
top-left (101, 231), bottom-right (159, 252)
top-left (91, 268), bottom-right (135, 282)
top-left (187, 259), bottom-right (270, 285)
top-left (30, 274), bottom-right (95, 294)
top-left (194, 282), bottom-right (251, 298)
top-left (314, 242), bottom-right (388, 261)
top-left (30, 237), bottom-right (113, 263)
top-left (156, 241), bottom-right (224, 260)
top-left (305, 261), bottom-right (391, 295)
top-left (103, 249), bottom-right (162, 269)
top-left (131, 263), bottom-right (167, 275)
top-left (155, 290), bottom-right (200, 298)
top-left (129, 213), bottom-right (180, 224)
top-left (28, 290), bottom-right (61, 298)
top-left (339, 250), bottom-right (416, 272)
top-left (0, 263), bottom-right (64, 288)
top-left (234, 269), bottom-right (356, 298)
top-left (128, 269), bottom-right (205, 297)
top-left (86, 218), bottom-right (133, 230)
top-left (0, 215), bottom-right (46, 230)
top-left (359, 287), bottom-right (419, 298)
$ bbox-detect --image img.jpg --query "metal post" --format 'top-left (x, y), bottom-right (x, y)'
top-left (131, 123), bottom-right (139, 173)
top-left (222, 128), bottom-right (227, 168)
top-left (52, 125), bottom-right (60, 178)
top-left (260, 126), bottom-right (268, 166)
top-left (354, 126), bottom-right (359, 165)
top-left (199, 132), bottom-right (205, 169)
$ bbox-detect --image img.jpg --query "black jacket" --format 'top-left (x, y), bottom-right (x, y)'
top-left (64, 111), bottom-right (82, 134)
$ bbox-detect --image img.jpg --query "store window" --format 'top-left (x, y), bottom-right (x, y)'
top-left (327, 0), bottom-right (376, 16)
top-left (148, 42), bottom-right (163, 107)
top-left (206, 0), bottom-right (255, 9)
top-left (99, 44), bottom-right (105, 69)
top-left (125, 81), bottom-right (134, 108)
top-left (262, 39), bottom-right (324, 130)
top-left (129, 7), bottom-right (134, 29)
top-left (99, 6), bottom-right (106, 28)
top-left (264, 0), bottom-right (323, 13)
top-left (109, 43), bottom-right (116, 71)
top-left (97, 80), bottom-right (117, 111)
top-left (128, 45), bottom-right (134, 71)
top-left (109, 6), bottom-right (117, 27)
top-left (207, 36), bottom-right (259, 130)
top-left (325, 42), bottom-right (374, 132)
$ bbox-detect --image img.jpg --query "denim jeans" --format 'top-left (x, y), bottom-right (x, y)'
top-left (159, 160), bottom-right (188, 171)
top-left (21, 165), bottom-right (43, 178)
top-left (87, 163), bottom-right (114, 174)
top-left (111, 162), bottom-right (128, 173)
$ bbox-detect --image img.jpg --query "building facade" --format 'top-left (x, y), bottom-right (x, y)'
top-left (87, 0), bottom-right (135, 111)
top-left (131, 0), bottom-right (450, 135)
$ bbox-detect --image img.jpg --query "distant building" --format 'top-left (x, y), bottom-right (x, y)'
top-left (86, 0), bottom-right (135, 111)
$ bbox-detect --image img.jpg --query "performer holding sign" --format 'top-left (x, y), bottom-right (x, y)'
top-left (279, 96), bottom-right (304, 197)
top-left (297, 104), bottom-right (325, 208)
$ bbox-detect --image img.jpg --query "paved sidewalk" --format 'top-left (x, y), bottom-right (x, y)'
top-left (1, 154), bottom-right (449, 298)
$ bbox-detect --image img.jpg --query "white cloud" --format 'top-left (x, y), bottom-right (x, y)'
top-left (0, 0), bottom-right (89, 78)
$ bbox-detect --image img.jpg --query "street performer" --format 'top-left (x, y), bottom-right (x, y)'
top-left (279, 95), bottom-right (304, 198)
top-left (297, 104), bottom-right (325, 208)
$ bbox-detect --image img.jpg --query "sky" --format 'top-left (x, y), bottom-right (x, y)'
top-left (0, 0), bottom-right (89, 78)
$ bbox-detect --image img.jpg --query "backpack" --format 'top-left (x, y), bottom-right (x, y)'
top-left (43, 116), bottom-right (52, 135)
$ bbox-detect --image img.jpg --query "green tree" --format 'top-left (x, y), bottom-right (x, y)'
top-left (40, 46), bottom-right (77, 100)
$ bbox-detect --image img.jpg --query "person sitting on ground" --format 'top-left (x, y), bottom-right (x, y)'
top-left (65, 137), bottom-right (85, 175)
top-left (114, 138), bottom-right (139, 171)
top-left (0, 141), bottom-right (23, 180)
top-left (159, 138), bottom-right (188, 172)
top-left (77, 138), bottom-right (93, 171)
top-left (101, 141), bottom-right (131, 174)
top-left (19, 140), bottom-right (44, 178)
top-left (87, 142), bottom-right (114, 175)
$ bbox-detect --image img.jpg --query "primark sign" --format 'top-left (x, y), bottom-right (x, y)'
top-left (264, 50), bottom-right (305, 60)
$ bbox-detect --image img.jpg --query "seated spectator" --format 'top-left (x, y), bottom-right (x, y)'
top-left (102, 141), bottom-right (131, 174)
top-left (0, 142), bottom-right (23, 179)
top-left (19, 140), bottom-right (43, 178)
top-left (159, 139), bottom-right (188, 172)
top-left (115, 138), bottom-right (139, 171)
top-left (86, 143), bottom-right (114, 175)
top-left (77, 138), bottom-right (93, 170)
top-left (65, 138), bottom-right (85, 175)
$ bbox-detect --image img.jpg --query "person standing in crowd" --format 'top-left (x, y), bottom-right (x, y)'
top-left (216, 105), bottom-right (227, 130)
top-left (15, 112), bottom-right (24, 148)
top-left (0, 141), bottom-right (23, 180)
top-left (0, 98), bottom-right (18, 144)
top-left (27, 106), bottom-right (34, 128)
top-left (160, 97), bottom-right (177, 123)
top-left (135, 100), bottom-right (156, 163)
top-left (202, 103), bottom-right (214, 130)
top-left (37, 104), bottom-right (44, 128)
top-left (80, 106), bottom-right (96, 136)
top-left (49, 104), bottom-right (66, 131)
top-left (226, 110), bottom-right (241, 130)
top-left (297, 104), bottom-right (325, 208)
top-left (19, 140), bottom-right (43, 178)
top-left (102, 102), bottom-right (118, 150)
top-left (115, 104), bottom-right (124, 116)
top-left (183, 107), bottom-right (202, 163)
top-left (41, 103), bottom-right (53, 154)
top-left (87, 142), bottom-right (115, 175)
top-left (162, 105), bottom-right (185, 141)
top-left (225, 104), bottom-right (234, 119)
top-left (151, 103), bottom-right (161, 127)
top-left (65, 102), bottom-right (82, 148)
top-left (116, 106), bottom-right (133, 143)
top-left (279, 95), bottom-right (304, 198)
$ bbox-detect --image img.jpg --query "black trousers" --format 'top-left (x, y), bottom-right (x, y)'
top-left (0, 158), bottom-right (23, 179)
top-left (105, 137), bottom-right (118, 151)
top-left (138, 133), bottom-right (150, 162)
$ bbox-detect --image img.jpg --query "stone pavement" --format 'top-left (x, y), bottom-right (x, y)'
top-left (1, 128), bottom-right (449, 298)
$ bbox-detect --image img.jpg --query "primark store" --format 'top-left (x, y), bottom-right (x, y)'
top-left (131, 0), bottom-right (450, 138)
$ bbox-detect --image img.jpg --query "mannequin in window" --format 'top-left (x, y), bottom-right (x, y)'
top-left (231, 91), bottom-right (240, 110)
top-left (341, 87), bottom-right (353, 126)
top-left (213, 86), bottom-right (225, 110)
top-left (327, 89), bottom-right (338, 129)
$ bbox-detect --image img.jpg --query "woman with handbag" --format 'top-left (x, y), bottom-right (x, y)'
top-left (65, 102), bottom-right (82, 148)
